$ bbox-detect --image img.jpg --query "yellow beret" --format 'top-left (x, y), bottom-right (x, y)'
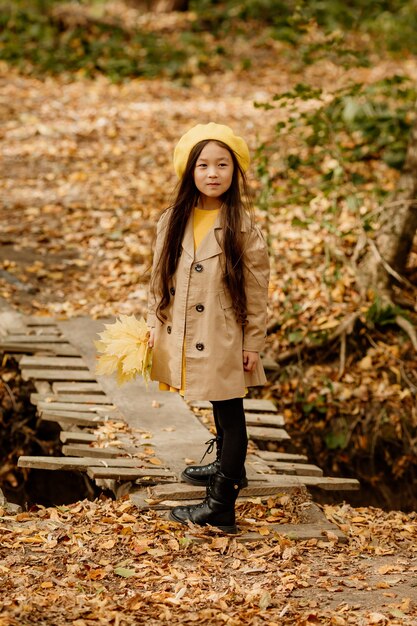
top-left (173, 122), bottom-right (250, 179)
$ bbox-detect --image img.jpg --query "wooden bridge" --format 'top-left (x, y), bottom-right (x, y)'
top-left (0, 305), bottom-right (359, 542)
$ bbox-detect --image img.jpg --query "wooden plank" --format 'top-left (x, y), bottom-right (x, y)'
top-left (188, 523), bottom-right (347, 544)
top-left (60, 431), bottom-right (98, 444)
top-left (52, 382), bottom-right (103, 394)
top-left (33, 381), bottom-right (52, 394)
top-left (247, 426), bottom-right (291, 441)
top-left (21, 356), bottom-right (87, 370)
top-left (189, 400), bottom-right (219, 410)
top-left (30, 328), bottom-right (61, 336)
top-left (0, 310), bottom-right (28, 337)
top-left (87, 467), bottom-right (176, 481)
top-left (148, 478), bottom-right (301, 502)
top-left (191, 399), bottom-right (278, 413)
top-left (243, 399), bottom-right (278, 413)
top-left (41, 412), bottom-right (106, 427)
top-left (21, 369), bottom-right (95, 381)
top-left (266, 461), bottom-right (323, 477)
top-left (244, 467), bottom-right (269, 482)
top-left (24, 318), bottom-right (59, 327)
top-left (130, 492), bottom-right (265, 511)
top-left (245, 413), bottom-right (285, 427)
top-left (62, 444), bottom-right (124, 458)
top-left (17, 456), bottom-right (174, 472)
top-left (254, 450), bottom-right (309, 463)
top-left (36, 401), bottom-right (116, 413)
top-left (3, 334), bottom-right (67, 343)
top-left (130, 491), bottom-right (202, 510)
top-left (39, 408), bottom-right (108, 419)
top-left (0, 342), bottom-right (79, 356)
top-left (265, 475), bottom-right (360, 491)
top-left (31, 393), bottom-right (110, 405)
top-left (246, 454), bottom-right (273, 475)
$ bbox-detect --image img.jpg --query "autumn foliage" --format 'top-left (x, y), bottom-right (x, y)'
top-left (1, 2), bottom-right (417, 511)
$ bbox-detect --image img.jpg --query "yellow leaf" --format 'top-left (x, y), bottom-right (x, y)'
top-left (317, 318), bottom-right (340, 330)
top-left (87, 568), bottom-right (107, 580)
top-left (210, 536), bottom-right (229, 551)
top-left (148, 457), bottom-right (163, 466)
top-left (368, 612), bottom-right (388, 624)
top-left (95, 354), bottom-right (118, 376)
top-left (358, 355), bottom-right (373, 370)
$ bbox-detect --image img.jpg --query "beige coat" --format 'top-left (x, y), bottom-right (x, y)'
top-left (147, 209), bottom-right (270, 401)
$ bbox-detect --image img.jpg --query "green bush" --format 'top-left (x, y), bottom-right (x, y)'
top-left (0, 0), bottom-right (206, 80)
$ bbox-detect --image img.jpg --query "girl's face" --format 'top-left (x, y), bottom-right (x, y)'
top-left (193, 141), bottom-right (234, 201)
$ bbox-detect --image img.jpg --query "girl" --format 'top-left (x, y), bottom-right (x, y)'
top-left (147, 123), bottom-right (270, 533)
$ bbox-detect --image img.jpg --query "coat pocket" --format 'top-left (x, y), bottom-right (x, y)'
top-left (218, 290), bottom-right (236, 341)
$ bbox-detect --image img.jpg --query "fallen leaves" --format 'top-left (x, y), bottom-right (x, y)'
top-left (1, 494), bottom-right (415, 625)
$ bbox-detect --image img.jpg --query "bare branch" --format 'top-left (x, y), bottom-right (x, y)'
top-left (395, 315), bottom-right (417, 352)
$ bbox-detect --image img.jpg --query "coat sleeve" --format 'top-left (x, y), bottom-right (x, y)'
top-left (147, 210), bottom-right (170, 329)
top-left (243, 225), bottom-right (270, 352)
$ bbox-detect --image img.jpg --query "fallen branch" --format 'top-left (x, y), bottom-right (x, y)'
top-left (368, 238), bottom-right (416, 291)
top-left (338, 331), bottom-right (346, 379)
top-left (275, 312), bottom-right (360, 364)
top-left (395, 315), bottom-right (417, 352)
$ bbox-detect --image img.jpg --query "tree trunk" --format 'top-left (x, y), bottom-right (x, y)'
top-left (358, 107), bottom-right (417, 302)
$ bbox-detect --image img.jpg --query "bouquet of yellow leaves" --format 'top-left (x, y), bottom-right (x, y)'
top-left (94, 315), bottom-right (152, 386)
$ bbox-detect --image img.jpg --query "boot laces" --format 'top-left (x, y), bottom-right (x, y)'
top-left (200, 436), bottom-right (221, 463)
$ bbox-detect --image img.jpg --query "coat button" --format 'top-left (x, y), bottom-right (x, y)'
top-left (170, 287), bottom-right (175, 296)
top-left (196, 343), bottom-right (204, 351)
top-left (195, 263), bottom-right (203, 272)
top-left (196, 304), bottom-right (204, 313)
top-left (167, 326), bottom-right (172, 334)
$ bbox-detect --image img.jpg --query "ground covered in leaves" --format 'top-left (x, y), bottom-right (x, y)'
top-left (0, 496), bottom-right (416, 625)
top-left (1, 3), bottom-right (417, 623)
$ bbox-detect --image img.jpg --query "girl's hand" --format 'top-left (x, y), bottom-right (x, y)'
top-left (243, 350), bottom-right (258, 372)
top-left (148, 328), bottom-right (155, 348)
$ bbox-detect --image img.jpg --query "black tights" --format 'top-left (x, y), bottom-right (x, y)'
top-left (211, 398), bottom-right (248, 479)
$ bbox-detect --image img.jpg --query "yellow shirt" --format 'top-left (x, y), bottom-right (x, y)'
top-left (159, 208), bottom-right (219, 394)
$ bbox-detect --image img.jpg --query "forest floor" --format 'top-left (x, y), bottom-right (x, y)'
top-left (0, 493), bottom-right (416, 625)
top-left (1, 3), bottom-right (417, 624)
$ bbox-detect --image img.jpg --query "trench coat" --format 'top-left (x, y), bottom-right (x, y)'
top-left (147, 208), bottom-right (270, 401)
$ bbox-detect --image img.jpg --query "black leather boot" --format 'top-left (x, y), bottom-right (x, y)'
top-left (181, 436), bottom-right (248, 487)
top-left (181, 436), bottom-right (221, 486)
top-left (169, 471), bottom-right (240, 533)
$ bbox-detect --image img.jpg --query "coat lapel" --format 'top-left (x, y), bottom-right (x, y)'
top-left (182, 209), bottom-right (250, 261)
top-left (181, 213), bottom-right (195, 259)
top-left (182, 210), bottom-right (223, 261)
top-left (195, 211), bottom-right (223, 261)
top-left (195, 212), bottom-right (222, 261)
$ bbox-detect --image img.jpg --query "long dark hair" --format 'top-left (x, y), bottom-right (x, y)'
top-left (152, 139), bottom-right (254, 325)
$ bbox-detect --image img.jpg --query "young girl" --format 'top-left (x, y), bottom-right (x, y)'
top-left (147, 123), bottom-right (270, 533)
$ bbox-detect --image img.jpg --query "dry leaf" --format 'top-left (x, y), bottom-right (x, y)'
top-left (368, 613), bottom-right (388, 624)
top-left (148, 457), bottom-right (163, 466)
